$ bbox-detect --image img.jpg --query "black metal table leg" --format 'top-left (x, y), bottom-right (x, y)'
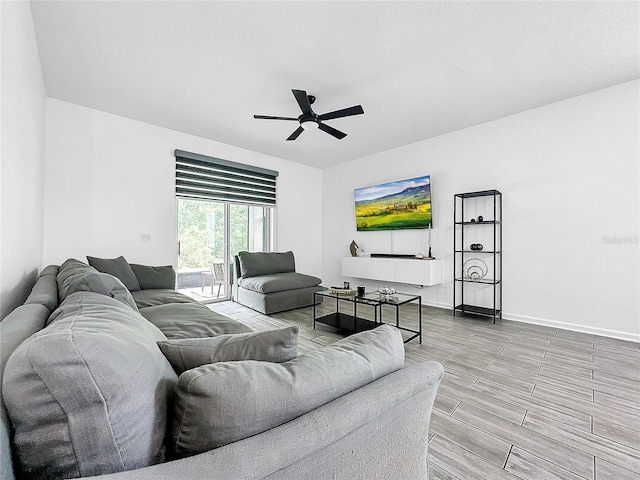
top-left (353, 299), bottom-right (357, 332)
top-left (419, 296), bottom-right (422, 344)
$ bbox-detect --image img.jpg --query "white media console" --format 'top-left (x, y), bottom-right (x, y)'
top-left (341, 256), bottom-right (442, 287)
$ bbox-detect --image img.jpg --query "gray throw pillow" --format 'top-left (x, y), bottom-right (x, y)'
top-left (87, 255), bottom-right (141, 291)
top-left (157, 326), bottom-right (299, 374)
top-left (130, 264), bottom-right (176, 290)
top-left (171, 325), bottom-right (404, 456)
top-left (66, 272), bottom-right (139, 312)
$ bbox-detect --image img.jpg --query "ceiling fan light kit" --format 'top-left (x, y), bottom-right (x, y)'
top-left (254, 89), bottom-right (364, 141)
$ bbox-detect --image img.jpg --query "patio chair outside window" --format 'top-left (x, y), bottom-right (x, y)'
top-left (202, 262), bottom-right (224, 297)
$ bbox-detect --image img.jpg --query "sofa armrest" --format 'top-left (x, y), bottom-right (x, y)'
top-left (87, 361), bottom-right (443, 480)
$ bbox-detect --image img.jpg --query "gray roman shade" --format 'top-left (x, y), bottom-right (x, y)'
top-left (175, 149), bottom-right (278, 206)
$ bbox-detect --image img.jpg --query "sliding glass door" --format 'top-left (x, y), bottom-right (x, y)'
top-left (177, 198), bottom-right (272, 303)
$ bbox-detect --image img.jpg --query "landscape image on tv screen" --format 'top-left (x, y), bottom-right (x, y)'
top-left (354, 175), bottom-right (432, 231)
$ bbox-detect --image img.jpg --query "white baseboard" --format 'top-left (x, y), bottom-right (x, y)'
top-left (423, 300), bottom-right (451, 310)
top-left (501, 312), bottom-right (640, 343)
top-left (421, 302), bottom-right (640, 343)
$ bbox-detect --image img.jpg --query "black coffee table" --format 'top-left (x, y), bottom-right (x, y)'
top-left (313, 290), bottom-right (422, 343)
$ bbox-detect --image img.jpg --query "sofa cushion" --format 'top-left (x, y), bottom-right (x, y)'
top-left (0, 304), bottom-right (50, 375)
top-left (131, 289), bottom-right (195, 308)
top-left (38, 265), bottom-right (59, 277)
top-left (237, 272), bottom-right (321, 294)
top-left (238, 251), bottom-right (296, 278)
top-left (87, 255), bottom-right (141, 291)
top-left (24, 275), bottom-right (58, 312)
top-left (157, 326), bottom-right (299, 374)
top-left (66, 272), bottom-right (139, 312)
top-left (171, 324), bottom-right (404, 456)
top-left (139, 302), bottom-right (252, 339)
top-left (56, 258), bottom-right (99, 302)
top-left (130, 264), bottom-right (176, 290)
top-left (2, 292), bottom-right (177, 480)
top-left (1, 304), bottom-right (51, 480)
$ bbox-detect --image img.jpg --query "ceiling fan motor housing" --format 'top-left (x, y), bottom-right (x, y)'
top-left (300, 115), bottom-right (320, 129)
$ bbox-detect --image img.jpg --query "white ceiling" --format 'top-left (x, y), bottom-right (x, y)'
top-left (30, 1), bottom-right (639, 169)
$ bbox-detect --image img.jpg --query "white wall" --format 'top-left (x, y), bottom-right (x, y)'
top-left (322, 80), bottom-right (639, 341)
top-left (43, 99), bottom-right (322, 278)
top-left (0, 2), bottom-right (47, 319)
top-left (4, 6), bottom-right (637, 340)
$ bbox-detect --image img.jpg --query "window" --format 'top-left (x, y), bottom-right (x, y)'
top-left (174, 150), bottom-right (277, 302)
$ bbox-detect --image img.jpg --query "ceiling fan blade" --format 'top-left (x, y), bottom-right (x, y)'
top-left (254, 115), bottom-right (298, 121)
top-left (286, 126), bottom-right (304, 141)
top-left (318, 122), bottom-right (347, 140)
top-left (319, 105), bottom-right (364, 121)
top-left (292, 89), bottom-right (313, 116)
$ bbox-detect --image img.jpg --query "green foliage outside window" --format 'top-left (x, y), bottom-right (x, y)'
top-left (178, 199), bottom-right (258, 269)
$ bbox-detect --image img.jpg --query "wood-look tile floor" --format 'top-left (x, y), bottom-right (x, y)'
top-left (209, 300), bottom-right (640, 480)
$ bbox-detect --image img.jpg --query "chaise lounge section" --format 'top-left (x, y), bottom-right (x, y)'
top-left (233, 251), bottom-right (323, 314)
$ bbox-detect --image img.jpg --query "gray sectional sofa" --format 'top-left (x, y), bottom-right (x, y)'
top-left (233, 251), bottom-right (324, 314)
top-left (1, 257), bottom-right (444, 480)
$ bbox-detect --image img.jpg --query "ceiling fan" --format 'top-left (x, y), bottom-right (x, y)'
top-left (254, 89), bottom-right (364, 141)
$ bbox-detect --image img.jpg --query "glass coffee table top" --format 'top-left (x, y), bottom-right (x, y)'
top-left (360, 291), bottom-right (420, 305)
top-left (316, 289), bottom-right (419, 306)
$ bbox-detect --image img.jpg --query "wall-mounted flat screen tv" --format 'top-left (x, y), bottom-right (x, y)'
top-left (354, 175), bottom-right (432, 231)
